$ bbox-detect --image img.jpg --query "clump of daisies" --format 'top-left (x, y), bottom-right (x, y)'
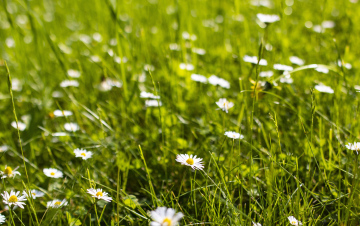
top-left (150, 207), bottom-right (183, 226)
top-left (47, 199), bottom-right (68, 208)
top-left (2, 190), bottom-right (27, 209)
top-left (1, 166), bottom-right (21, 179)
top-left (87, 188), bottom-right (112, 202)
top-left (288, 216), bottom-right (302, 225)
top-left (74, 148), bottom-right (93, 160)
top-left (176, 154), bottom-right (204, 170)
top-left (216, 98), bottom-right (234, 113)
top-left (224, 131), bottom-right (244, 140)
top-left (43, 168), bottom-right (63, 178)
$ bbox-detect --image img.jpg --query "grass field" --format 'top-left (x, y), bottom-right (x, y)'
top-left (1, 0), bottom-right (360, 225)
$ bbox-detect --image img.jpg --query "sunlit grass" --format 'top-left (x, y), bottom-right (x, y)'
top-left (1, 0), bottom-right (360, 225)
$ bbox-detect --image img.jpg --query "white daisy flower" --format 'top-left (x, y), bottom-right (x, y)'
top-left (43, 168), bottom-right (63, 178)
top-left (11, 121), bottom-right (26, 131)
top-left (288, 216), bottom-right (302, 225)
top-left (216, 98), bottom-right (234, 113)
top-left (1, 166), bottom-right (21, 179)
top-left (52, 91), bottom-right (64, 98)
top-left (140, 91), bottom-right (160, 99)
top-left (243, 55), bottom-right (268, 66)
top-left (86, 188), bottom-right (112, 202)
top-left (105, 78), bottom-right (122, 88)
top-left (150, 207), bottom-right (184, 226)
top-left (191, 74), bottom-right (207, 83)
top-left (314, 84), bottom-right (334, 94)
top-left (337, 60), bottom-right (352, 69)
top-left (98, 78), bottom-right (122, 92)
top-left (0, 145), bottom-right (9, 153)
top-left (11, 78), bottom-right (22, 91)
top-left (259, 71), bottom-right (273, 78)
top-left (114, 56), bottom-right (128, 64)
top-left (192, 48), bottom-right (206, 55)
top-left (169, 43), bottom-right (181, 51)
top-left (289, 56), bottom-right (304, 66)
top-left (273, 64), bottom-right (293, 71)
top-left (315, 66), bottom-right (329, 74)
top-left (0, 214), bottom-right (5, 224)
top-left (74, 148), bottom-right (93, 160)
top-left (182, 31), bottom-right (197, 41)
top-left (52, 132), bottom-right (68, 137)
top-left (53, 110), bottom-right (73, 117)
top-left (64, 122), bottom-right (80, 132)
top-left (176, 154), bottom-right (204, 170)
top-left (251, 0), bottom-right (272, 8)
top-left (23, 189), bottom-right (45, 199)
top-left (232, 14), bottom-right (244, 22)
top-left (1, 190), bottom-right (27, 209)
top-left (145, 100), bottom-right (162, 107)
top-left (60, 80), bottom-right (79, 88)
top-left (321, 20), bottom-right (335, 29)
top-left (346, 142), bottom-right (360, 154)
top-left (256, 13), bottom-right (280, 23)
top-left (253, 222), bottom-right (262, 226)
top-left (47, 199), bottom-right (68, 208)
top-left (79, 34), bottom-right (92, 44)
top-left (313, 25), bottom-right (324, 33)
top-left (92, 33), bottom-right (103, 42)
top-left (279, 72), bottom-right (293, 84)
top-left (179, 63), bottom-right (194, 71)
top-left (208, 75), bottom-right (230, 89)
top-left (217, 78), bottom-right (230, 89)
top-left (224, 131), bottom-right (244, 139)
top-left (90, 55), bottom-right (101, 62)
top-left (67, 69), bottom-right (81, 78)
top-left (144, 64), bottom-right (155, 71)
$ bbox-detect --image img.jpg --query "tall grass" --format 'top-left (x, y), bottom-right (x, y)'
top-left (0, 0), bottom-right (360, 225)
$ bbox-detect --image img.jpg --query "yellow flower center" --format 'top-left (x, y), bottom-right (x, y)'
top-left (54, 201), bottom-right (62, 206)
top-left (50, 172), bottom-right (55, 176)
top-left (4, 166), bottom-right (12, 175)
top-left (32, 193), bottom-right (36, 196)
top-left (186, 158), bottom-right (194, 165)
top-left (162, 218), bottom-right (172, 225)
top-left (81, 153), bottom-right (86, 157)
top-left (96, 191), bottom-right (103, 197)
top-left (291, 221), bottom-right (296, 225)
top-left (9, 195), bottom-right (18, 203)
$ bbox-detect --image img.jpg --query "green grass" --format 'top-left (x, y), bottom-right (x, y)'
top-left (1, 0), bottom-right (360, 225)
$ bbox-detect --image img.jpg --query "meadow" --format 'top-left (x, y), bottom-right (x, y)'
top-left (0, 0), bottom-right (360, 225)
